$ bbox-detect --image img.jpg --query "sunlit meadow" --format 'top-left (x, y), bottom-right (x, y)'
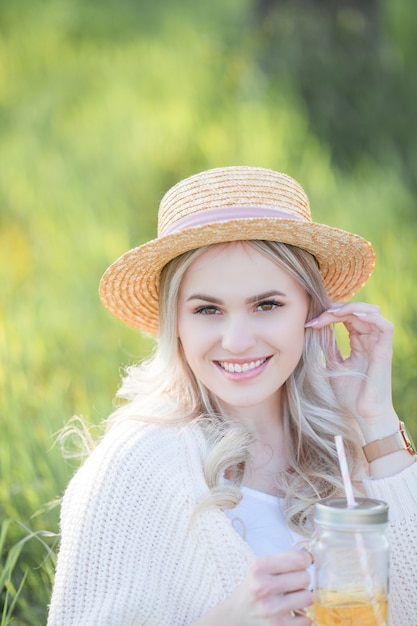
top-left (1, 0), bottom-right (416, 622)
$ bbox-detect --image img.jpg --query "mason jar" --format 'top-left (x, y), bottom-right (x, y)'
top-left (311, 497), bottom-right (389, 626)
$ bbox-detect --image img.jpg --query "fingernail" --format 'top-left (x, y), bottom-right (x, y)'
top-left (352, 311), bottom-right (368, 318)
top-left (305, 318), bottom-right (318, 327)
top-left (292, 609), bottom-right (307, 617)
top-left (294, 545), bottom-right (315, 565)
top-left (327, 305), bottom-right (344, 313)
top-left (293, 540), bottom-right (313, 553)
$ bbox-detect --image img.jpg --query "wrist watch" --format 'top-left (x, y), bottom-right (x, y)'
top-left (362, 421), bottom-right (416, 463)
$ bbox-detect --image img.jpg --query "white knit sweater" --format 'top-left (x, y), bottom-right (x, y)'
top-left (47, 421), bottom-right (417, 625)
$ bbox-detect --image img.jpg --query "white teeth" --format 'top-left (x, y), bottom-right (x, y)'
top-left (218, 358), bottom-right (267, 373)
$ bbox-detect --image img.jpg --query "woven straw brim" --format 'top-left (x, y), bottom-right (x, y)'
top-left (99, 217), bottom-right (376, 334)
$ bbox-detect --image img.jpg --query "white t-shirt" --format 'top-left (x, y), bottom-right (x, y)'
top-left (225, 485), bottom-right (306, 557)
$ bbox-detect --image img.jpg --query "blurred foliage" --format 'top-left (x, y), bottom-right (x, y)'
top-left (0, 0), bottom-right (416, 622)
top-left (255, 0), bottom-right (417, 193)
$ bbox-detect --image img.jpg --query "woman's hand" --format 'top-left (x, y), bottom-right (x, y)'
top-left (235, 548), bottom-right (313, 625)
top-left (305, 302), bottom-right (399, 440)
top-left (194, 548), bottom-right (313, 625)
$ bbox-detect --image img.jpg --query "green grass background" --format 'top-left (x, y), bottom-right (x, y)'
top-left (1, 0), bottom-right (416, 622)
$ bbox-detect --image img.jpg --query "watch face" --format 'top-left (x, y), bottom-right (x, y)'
top-left (401, 423), bottom-right (416, 455)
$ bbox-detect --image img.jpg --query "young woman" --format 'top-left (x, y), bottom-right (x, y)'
top-left (47, 167), bottom-right (417, 625)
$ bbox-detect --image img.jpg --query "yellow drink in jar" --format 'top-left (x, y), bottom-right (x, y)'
top-left (311, 589), bottom-right (388, 625)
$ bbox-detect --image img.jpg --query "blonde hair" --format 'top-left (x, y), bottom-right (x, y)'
top-left (108, 241), bottom-right (365, 534)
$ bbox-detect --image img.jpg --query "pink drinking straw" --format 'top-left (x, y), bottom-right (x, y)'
top-left (334, 435), bottom-right (356, 508)
top-left (334, 435), bottom-right (386, 625)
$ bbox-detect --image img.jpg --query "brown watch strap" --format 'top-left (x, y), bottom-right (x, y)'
top-left (362, 422), bottom-right (416, 462)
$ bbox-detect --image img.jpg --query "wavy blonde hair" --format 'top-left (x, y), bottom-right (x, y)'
top-left (107, 241), bottom-right (366, 534)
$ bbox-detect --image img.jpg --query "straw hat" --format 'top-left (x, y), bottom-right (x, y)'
top-left (99, 166), bottom-right (376, 334)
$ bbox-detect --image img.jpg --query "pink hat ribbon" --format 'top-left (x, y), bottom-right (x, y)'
top-left (161, 205), bottom-right (303, 236)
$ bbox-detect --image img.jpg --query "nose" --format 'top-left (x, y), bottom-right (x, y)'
top-left (221, 315), bottom-right (257, 354)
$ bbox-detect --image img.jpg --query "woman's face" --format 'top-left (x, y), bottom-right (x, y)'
top-left (177, 242), bottom-right (310, 421)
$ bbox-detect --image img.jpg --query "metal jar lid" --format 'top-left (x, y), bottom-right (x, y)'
top-left (314, 497), bottom-right (389, 527)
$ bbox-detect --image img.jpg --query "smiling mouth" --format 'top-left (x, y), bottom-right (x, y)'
top-left (217, 358), bottom-right (269, 373)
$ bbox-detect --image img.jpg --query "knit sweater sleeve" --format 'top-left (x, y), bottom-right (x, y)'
top-left (47, 421), bottom-right (253, 626)
top-left (362, 461), bottom-right (417, 626)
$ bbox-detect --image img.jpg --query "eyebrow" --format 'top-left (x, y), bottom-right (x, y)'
top-left (186, 290), bottom-right (287, 304)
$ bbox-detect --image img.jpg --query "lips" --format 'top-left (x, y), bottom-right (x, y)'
top-left (217, 357), bottom-right (269, 373)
